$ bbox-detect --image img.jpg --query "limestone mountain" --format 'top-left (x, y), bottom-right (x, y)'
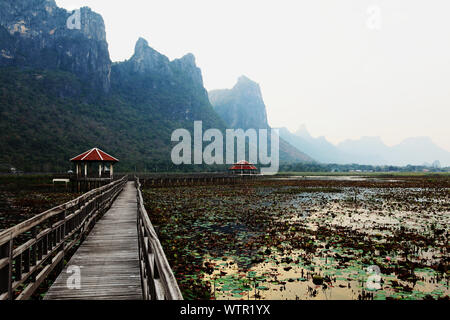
top-left (279, 126), bottom-right (351, 164)
top-left (0, 0), bottom-right (111, 92)
top-left (0, 0), bottom-right (225, 172)
top-left (209, 76), bottom-right (269, 130)
top-left (111, 38), bottom-right (218, 123)
top-left (209, 77), bottom-right (313, 163)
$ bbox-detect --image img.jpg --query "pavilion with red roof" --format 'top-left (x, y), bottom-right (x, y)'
top-left (229, 160), bottom-right (259, 175)
top-left (70, 147), bottom-right (119, 179)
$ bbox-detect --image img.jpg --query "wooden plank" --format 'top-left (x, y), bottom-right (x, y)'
top-left (0, 178), bottom-right (126, 300)
top-left (44, 182), bottom-right (142, 300)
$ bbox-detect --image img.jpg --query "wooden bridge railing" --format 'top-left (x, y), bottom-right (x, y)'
top-left (135, 177), bottom-right (183, 300)
top-left (138, 173), bottom-right (258, 188)
top-left (0, 175), bottom-right (128, 300)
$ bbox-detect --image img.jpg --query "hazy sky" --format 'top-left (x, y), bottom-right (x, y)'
top-left (56, 0), bottom-right (450, 151)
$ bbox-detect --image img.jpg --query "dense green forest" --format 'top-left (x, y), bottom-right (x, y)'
top-left (0, 67), bottom-right (224, 172)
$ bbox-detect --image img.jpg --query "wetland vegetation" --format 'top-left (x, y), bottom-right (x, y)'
top-left (143, 175), bottom-right (449, 300)
top-left (0, 175), bottom-right (79, 232)
top-left (0, 174), bottom-right (448, 300)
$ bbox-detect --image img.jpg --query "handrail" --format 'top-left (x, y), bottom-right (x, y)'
top-left (0, 176), bottom-right (128, 300)
top-left (135, 176), bottom-right (183, 300)
top-left (137, 173), bottom-right (257, 189)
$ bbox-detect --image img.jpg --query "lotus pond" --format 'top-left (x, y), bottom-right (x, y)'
top-left (0, 175), bottom-right (80, 232)
top-left (143, 176), bottom-right (449, 300)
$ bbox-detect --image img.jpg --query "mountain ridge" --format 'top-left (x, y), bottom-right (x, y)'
top-left (280, 126), bottom-right (450, 166)
top-left (0, 0), bottom-right (227, 172)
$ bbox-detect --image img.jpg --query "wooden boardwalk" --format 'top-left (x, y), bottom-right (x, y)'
top-left (44, 182), bottom-right (143, 300)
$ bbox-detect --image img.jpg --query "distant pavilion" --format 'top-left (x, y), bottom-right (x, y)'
top-left (229, 160), bottom-right (259, 175)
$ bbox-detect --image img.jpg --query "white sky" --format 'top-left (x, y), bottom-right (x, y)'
top-left (56, 0), bottom-right (450, 151)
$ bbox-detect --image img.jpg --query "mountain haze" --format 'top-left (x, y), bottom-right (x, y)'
top-left (209, 77), bottom-right (313, 163)
top-left (209, 76), bottom-right (269, 130)
top-left (2, 0), bottom-right (443, 171)
top-left (280, 126), bottom-right (450, 166)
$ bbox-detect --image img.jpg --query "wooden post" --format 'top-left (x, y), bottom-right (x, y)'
top-left (0, 240), bottom-right (13, 300)
top-left (84, 163), bottom-right (88, 177)
top-left (110, 164), bottom-right (114, 179)
top-left (57, 209), bottom-right (67, 274)
top-left (0, 242), bottom-right (9, 298)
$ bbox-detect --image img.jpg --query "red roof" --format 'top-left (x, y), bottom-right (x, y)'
top-left (230, 165), bottom-right (258, 170)
top-left (70, 148), bottom-right (119, 163)
top-left (229, 160), bottom-right (257, 171)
